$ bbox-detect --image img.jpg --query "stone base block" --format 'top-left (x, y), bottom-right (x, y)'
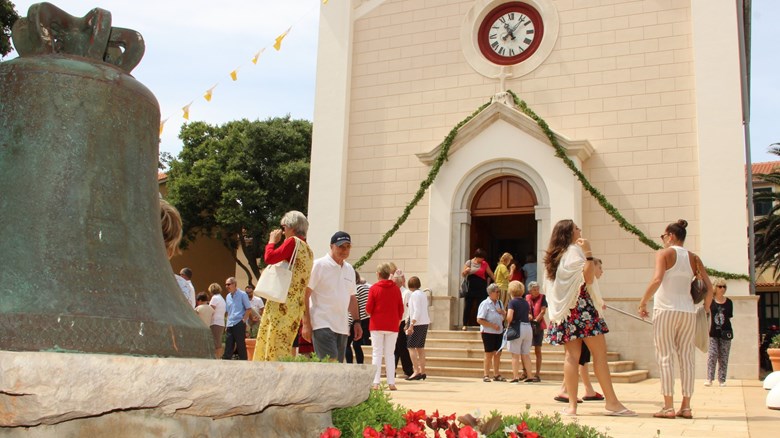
top-left (0, 351), bottom-right (375, 435)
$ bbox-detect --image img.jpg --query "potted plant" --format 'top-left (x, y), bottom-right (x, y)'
top-left (769, 334), bottom-right (780, 372)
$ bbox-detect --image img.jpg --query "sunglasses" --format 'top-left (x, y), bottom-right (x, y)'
top-left (280, 224), bottom-right (286, 230)
top-left (716, 285), bottom-right (727, 289)
top-left (660, 233), bottom-right (669, 240)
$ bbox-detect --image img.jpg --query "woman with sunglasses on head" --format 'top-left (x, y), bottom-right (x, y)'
top-left (705, 278), bottom-right (733, 387)
top-left (638, 219), bottom-right (713, 419)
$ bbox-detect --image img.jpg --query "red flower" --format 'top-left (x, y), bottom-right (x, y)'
top-left (404, 409), bottom-right (427, 423)
top-left (523, 432), bottom-right (539, 438)
top-left (518, 421), bottom-right (529, 432)
top-left (508, 433), bottom-right (519, 438)
top-left (320, 427), bottom-right (341, 438)
top-left (458, 426), bottom-right (478, 438)
top-left (362, 426), bottom-right (380, 438)
top-left (382, 423), bottom-right (398, 437)
top-left (444, 430), bottom-right (456, 438)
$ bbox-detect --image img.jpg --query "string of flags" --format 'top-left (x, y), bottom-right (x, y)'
top-left (159, 0), bottom-right (330, 137)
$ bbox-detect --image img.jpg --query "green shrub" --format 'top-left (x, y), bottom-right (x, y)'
top-left (277, 354), bottom-right (332, 362)
top-left (331, 387), bottom-right (406, 438)
top-left (489, 411), bottom-right (610, 438)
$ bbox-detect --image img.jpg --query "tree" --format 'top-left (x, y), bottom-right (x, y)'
top-left (754, 144), bottom-right (780, 280)
top-left (1, 0), bottom-right (19, 60)
top-left (165, 116), bottom-right (312, 282)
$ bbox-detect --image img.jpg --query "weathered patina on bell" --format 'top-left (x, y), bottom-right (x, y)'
top-left (0, 3), bottom-right (214, 358)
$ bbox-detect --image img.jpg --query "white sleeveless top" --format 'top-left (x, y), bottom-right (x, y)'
top-left (654, 246), bottom-right (695, 313)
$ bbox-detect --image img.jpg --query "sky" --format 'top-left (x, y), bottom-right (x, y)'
top-left (6, 0), bottom-right (780, 163)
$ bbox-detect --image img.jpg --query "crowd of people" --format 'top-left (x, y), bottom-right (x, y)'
top-left (163, 201), bottom-right (725, 415)
top-left (161, 204), bottom-right (431, 386)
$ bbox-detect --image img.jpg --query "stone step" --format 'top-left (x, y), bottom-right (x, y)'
top-left (362, 330), bottom-right (650, 383)
top-left (420, 366), bottom-right (650, 384)
top-left (415, 346), bottom-right (621, 361)
top-left (363, 347), bottom-right (633, 372)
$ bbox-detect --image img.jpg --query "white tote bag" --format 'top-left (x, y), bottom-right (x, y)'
top-left (256, 238), bottom-right (299, 303)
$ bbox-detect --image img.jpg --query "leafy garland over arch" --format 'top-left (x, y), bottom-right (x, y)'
top-left (354, 90), bottom-right (748, 281)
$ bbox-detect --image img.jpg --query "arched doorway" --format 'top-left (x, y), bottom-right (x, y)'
top-left (469, 175), bottom-right (537, 271)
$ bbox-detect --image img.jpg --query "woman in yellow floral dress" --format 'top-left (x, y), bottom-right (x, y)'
top-left (253, 211), bottom-right (314, 361)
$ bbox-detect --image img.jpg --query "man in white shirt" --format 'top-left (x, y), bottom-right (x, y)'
top-left (179, 267), bottom-right (196, 308)
top-left (302, 231), bottom-right (362, 362)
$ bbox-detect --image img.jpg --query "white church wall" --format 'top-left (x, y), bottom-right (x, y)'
top-left (309, 0), bottom-right (757, 376)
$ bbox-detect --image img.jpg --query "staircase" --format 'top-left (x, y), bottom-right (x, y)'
top-left (366, 329), bottom-right (649, 383)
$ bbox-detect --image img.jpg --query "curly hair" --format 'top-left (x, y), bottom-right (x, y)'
top-left (543, 219), bottom-right (575, 280)
top-left (160, 199), bottom-right (183, 259)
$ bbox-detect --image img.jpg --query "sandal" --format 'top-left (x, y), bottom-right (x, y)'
top-left (676, 408), bottom-right (692, 419)
top-left (483, 376), bottom-right (491, 382)
top-left (653, 408), bottom-right (676, 419)
top-left (493, 375), bottom-right (507, 382)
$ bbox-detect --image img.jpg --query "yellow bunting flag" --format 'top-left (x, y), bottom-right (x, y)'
top-left (230, 69), bottom-right (239, 81)
top-left (273, 27), bottom-right (291, 51)
top-left (159, 118), bottom-right (168, 136)
top-left (203, 84), bottom-right (217, 102)
top-left (323, 0), bottom-right (329, 4)
top-left (182, 102), bottom-right (192, 120)
top-left (251, 48), bottom-right (265, 65)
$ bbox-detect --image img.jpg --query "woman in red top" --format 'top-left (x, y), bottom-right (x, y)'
top-left (366, 262), bottom-right (405, 390)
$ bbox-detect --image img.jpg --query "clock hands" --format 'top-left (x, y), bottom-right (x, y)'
top-left (502, 22), bottom-right (516, 41)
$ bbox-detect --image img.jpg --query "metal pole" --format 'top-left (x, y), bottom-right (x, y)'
top-left (737, 0), bottom-right (756, 295)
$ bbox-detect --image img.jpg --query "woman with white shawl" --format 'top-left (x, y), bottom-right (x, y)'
top-left (543, 219), bottom-right (635, 417)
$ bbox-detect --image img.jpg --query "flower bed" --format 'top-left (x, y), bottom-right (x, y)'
top-left (325, 388), bottom-right (610, 438)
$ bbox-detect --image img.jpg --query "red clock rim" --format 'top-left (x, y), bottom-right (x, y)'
top-left (477, 2), bottom-right (545, 66)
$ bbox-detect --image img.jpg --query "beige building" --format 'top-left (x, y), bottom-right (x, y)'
top-left (307, 0), bottom-right (757, 378)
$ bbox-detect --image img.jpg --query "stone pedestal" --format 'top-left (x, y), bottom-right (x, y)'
top-left (0, 351), bottom-right (374, 437)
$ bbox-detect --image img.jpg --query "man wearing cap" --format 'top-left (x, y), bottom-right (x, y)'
top-left (302, 231), bottom-right (363, 362)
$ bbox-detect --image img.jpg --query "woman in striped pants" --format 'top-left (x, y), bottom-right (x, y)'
top-left (638, 219), bottom-right (712, 419)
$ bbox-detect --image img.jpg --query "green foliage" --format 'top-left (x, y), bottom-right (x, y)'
top-left (277, 353), bottom-right (331, 362)
top-left (770, 333), bottom-right (780, 349)
top-left (166, 116), bottom-right (312, 281)
top-left (354, 90), bottom-right (747, 280)
top-left (331, 387), bottom-right (406, 438)
top-left (754, 144), bottom-right (780, 281)
top-left (491, 411), bottom-right (610, 438)
top-left (1, 0), bottom-right (19, 59)
top-left (353, 100), bottom-right (491, 269)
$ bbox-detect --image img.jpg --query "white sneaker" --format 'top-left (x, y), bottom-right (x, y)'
top-left (704, 380), bottom-right (712, 386)
top-left (719, 382), bottom-right (726, 387)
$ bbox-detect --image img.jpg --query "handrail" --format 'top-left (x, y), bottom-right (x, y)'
top-left (605, 304), bottom-right (653, 325)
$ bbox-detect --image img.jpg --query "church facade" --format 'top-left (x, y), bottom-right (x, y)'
top-left (307, 0), bottom-right (757, 378)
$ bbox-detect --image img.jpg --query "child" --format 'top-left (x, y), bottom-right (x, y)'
top-left (195, 293), bottom-right (215, 328)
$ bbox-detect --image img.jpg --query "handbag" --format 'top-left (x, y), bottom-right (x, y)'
top-left (256, 237), bottom-right (299, 303)
top-left (505, 320), bottom-right (521, 341)
top-left (690, 254), bottom-right (707, 304)
top-left (459, 277), bottom-right (468, 298)
top-left (694, 306), bottom-right (709, 353)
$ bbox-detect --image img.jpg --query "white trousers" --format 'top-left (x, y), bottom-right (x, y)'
top-left (653, 309), bottom-right (696, 397)
top-left (371, 330), bottom-right (398, 385)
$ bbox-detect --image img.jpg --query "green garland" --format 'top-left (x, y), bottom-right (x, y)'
top-left (353, 100), bottom-right (492, 269)
top-left (506, 90), bottom-right (748, 281)
top-left (354, 90), bottom-right (748, 281)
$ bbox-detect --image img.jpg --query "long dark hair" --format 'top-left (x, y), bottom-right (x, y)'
top-left (543, 219), bottom-right (575, 280)
top-left (666, 219), bottom-right (688, 243)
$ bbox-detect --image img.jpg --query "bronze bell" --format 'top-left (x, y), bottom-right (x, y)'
top-left (0, 3), bottom-right (214, 358)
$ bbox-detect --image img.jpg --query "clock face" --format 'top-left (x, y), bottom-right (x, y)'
top-left (478, 2), bottom-right (544, 66)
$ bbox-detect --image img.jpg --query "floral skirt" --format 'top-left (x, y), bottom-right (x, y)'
top-left (546, 284), bottom-right (609, 346)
